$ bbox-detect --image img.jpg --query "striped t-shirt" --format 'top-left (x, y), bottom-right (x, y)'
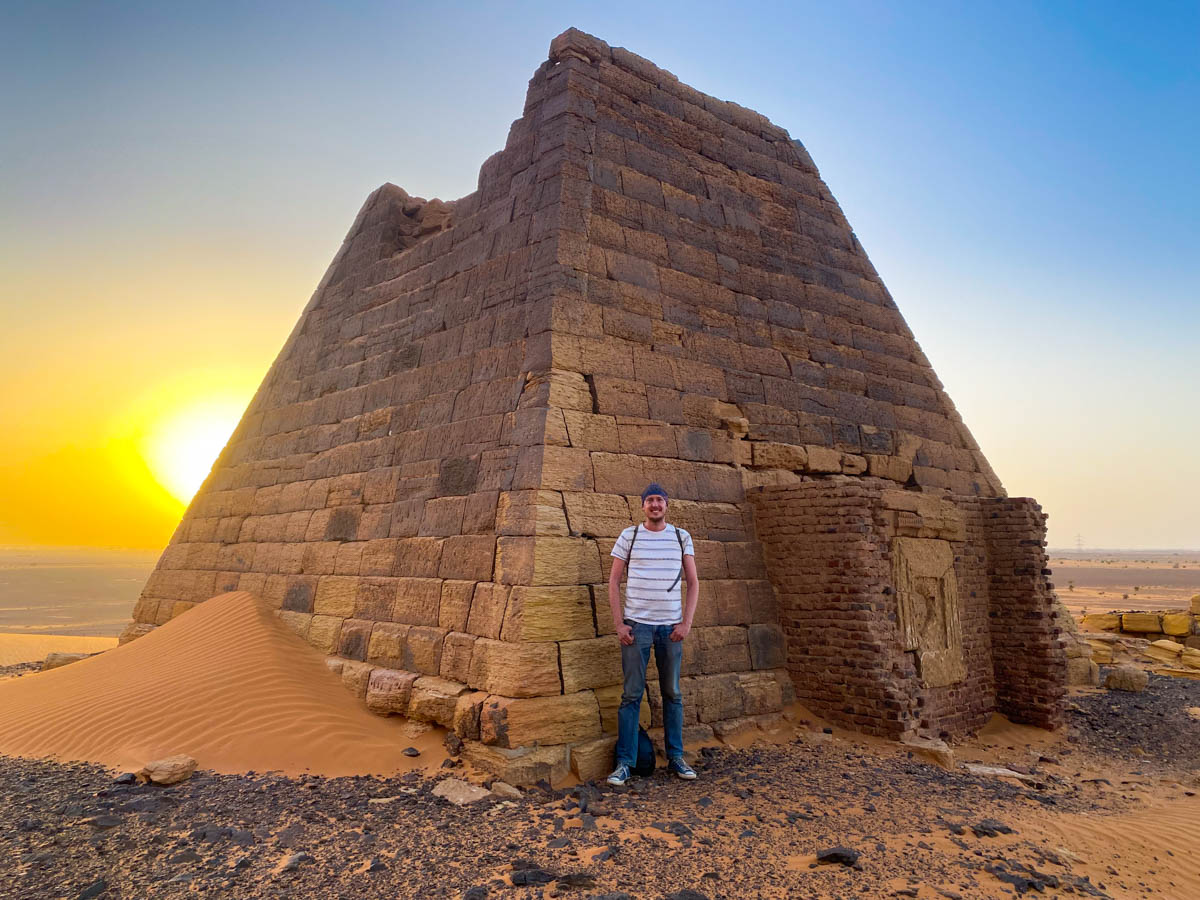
top-left (611, 524), bottom-right (695, 625)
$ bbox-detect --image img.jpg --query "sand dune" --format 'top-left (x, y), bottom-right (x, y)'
top-left (0, 633), bottom-right (117, 667)
top-left (0, 592), bottom-right (440, 776)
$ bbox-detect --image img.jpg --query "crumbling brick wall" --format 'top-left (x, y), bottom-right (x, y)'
top-left (984, 498), bottom-right (1065, 728)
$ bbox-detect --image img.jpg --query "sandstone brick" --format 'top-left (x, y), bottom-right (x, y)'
top-left (594, 683), bottom-right (650, 733)
top-left (438, 535), bottom-right (496, 581)
top-left (468, 638), bottom-right (560, 698)
top-left (1162, 613), bottom-right (1193, 637)
top-left (440, 631), bottom-right (477, 683)
top-left (314, 576), bottom-right (358, 617)
top-left (466, 583), bottom-right (510, 639)
top-left (366, 668), bottom-right (419, 715)
top-left (367, 622), bottom-right (410, 668)
top-left (494, 536), bottom-right (602, 585)
top-left (453, 690), bottom-right (488, 740)
top-left (752, 442), bottom-right (806, 470)
top-left (340, 660), bottom-right (374, 699)
top-left (562, 410), bottom-right (620, 452)
top-left (560, 636), bottom-right (623, 693)
top-left (804, 445), bottom-right (842, 473)
top-left (570, 735), bottom-right (619, 782)
top-left (438, 581), bottom-right (474, 632)
top-left (460, 741), bottom-right (570, 786)
top-left (408, 676), bottom-right (470, 726)
top-left (404, 626), bottom-right (447, 675)
top-left (495, 490), bottom-right (569, 536)
top-left (1080, 613), bottom-right (1120, 632)
top-left (1122, 612), bottom-right (1161, 633)
top-left (306, 615), bottom-right (343, 654)
top-left (562, 492), bottom-right (633, 537)
top-left (480, 692), bottom-right (601, 748)
top-left (695, 626), bottom-right (752, 674)
top-left (501, 586), bottom-right (595, 642)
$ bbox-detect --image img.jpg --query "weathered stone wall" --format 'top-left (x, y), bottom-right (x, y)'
top-left (984, 498), bottom-right (1065, 729)
top-left (751, 480), bottom-right (1060, 741)
top-left (126, 27), bottom-right (1062, 778)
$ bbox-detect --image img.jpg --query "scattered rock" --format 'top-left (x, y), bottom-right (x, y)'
top-left (663, 891), bottom-right (711, 900)
top-left (402, 747), bottom-right (421, 758)
top-left (815, 847), bottom-right (860, 866)
top-left (81, 814), bottom-right (122, 830)
top-left (113, 772), bottom-right (137, 785)
top-left (136, 754), bottom-right (197, 785)
top-left (971, 819), bottom-right (1014, 838)
top-left (42, 651), bottom-right (94, 671)
top-left (490, 781), bottom-right (521, 800)
top-left (366, 856), bottom-right (387, 872)
top-left (902, 736), bottom-right (955, 769)
top-left (1146, 640), bottom-right (1185, 663)
top-left (462, 888), bottom-right (489, 900)
top-left (281, 851), bottom-right (314, 871)
top-left (77, 879), bottom-right (107, 899)
top-left (432, 778), bottom-right (492, 806)
top-left (510, 868), bottom-right (556, 885)
top-left (1105, 665), bottom-right (1149, 692)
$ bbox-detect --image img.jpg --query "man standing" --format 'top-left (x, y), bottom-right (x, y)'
top-left (606, 483), bottom-right (699, 785)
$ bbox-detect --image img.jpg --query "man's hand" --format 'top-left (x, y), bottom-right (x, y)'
top-left (669, 622), bottom-right (690, 642)
top-left (616, 623), bottom-right (635, 646)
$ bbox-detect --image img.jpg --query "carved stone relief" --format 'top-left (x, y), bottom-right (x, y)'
top-left (892, 537), bottom-right (965, 687)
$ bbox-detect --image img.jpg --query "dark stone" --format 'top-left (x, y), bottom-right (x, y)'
top-left (168, 849), bottom-right (203, 865)
top-left (663, 891), bottom-right (711, 900)
top-left (463, 888), bottom-right (489, 900)
top-left (971, 819), bottom-right (1014, 838)
top-left (445, 733), bottom-right (464, 756)
top-left (555, 872), bottom-right (596, 887)
top-left (324, 506), bottom-right (361, 542)
top-left (402, 747), bottom-right (420, 758)
top-left (77, 880), bottom-right (107, 899)
top-left (510, 868), bottom-right (556, 885)
top-left (282, 579), bottom-right (315, 613)
top-left (815, 846), bottom-right (860, 866)
top-left (113, 773), bottom-right (137, 785)
top-left (438, 456), bottom-right (480, 496)
top-left (366, 856), bottom-right (387, 872)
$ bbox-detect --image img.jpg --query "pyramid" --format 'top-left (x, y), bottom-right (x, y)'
top-left (128, 29), bottom-right (1065, 782)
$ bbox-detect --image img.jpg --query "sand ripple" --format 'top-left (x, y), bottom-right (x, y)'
top-left (0, 592), bottom-right (429, 776)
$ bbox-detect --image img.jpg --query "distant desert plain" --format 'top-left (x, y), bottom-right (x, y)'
top-left (1, 547), bottom-right (1198, 898)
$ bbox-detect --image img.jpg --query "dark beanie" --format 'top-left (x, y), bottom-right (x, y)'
top-left (641, 483), bottom-right (668, 501)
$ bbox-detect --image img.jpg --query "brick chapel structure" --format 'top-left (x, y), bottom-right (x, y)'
top-left (126, 29), bottom-right (1066, 783)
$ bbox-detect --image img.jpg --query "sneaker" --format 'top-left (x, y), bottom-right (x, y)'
top-left (669, 757), bottom-right (697, 780)
top-left (606, 763), bottom-right (632, 786)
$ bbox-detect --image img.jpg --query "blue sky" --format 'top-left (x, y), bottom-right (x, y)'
top-left (1, 1), bottom-right (1197, 548)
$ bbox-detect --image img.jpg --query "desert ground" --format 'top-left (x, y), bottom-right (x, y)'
top-left (1050, 551), bottom-right (1200, 617)
top-left (1, 558), bottom-right (1198, 899)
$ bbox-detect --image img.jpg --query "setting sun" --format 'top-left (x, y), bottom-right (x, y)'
top-left (140, 400), bottom-right (244, 505)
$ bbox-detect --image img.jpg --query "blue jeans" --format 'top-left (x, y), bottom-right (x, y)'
top-left (615, 620), bottom-right (684, 766)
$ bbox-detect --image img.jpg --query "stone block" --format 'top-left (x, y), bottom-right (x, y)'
top-left (1182, 647), bottom-right (1200, 670)
top-left (562, 492), bottom-right (632, 537)
top-left (691, 672), bottom-right (744, 723)
top-left (404, 626), bottom-right (446, 675)
top-left (277, 610), bottom-right (311, 639)
top-left (338, 619), bottom-right (372, 661)
top-left (495, 490), bottom-right (569, 536)
top-left (562, 410), bottom-right (620, 452)
top-left (1065, 656), bottom-right (1099, 687)
top-left (438, 535), bottom-right (496, 581)
top-left (365, 668), bottom-right (419, 715)
top-left (466, 583), bottom-right (510, 639)
top-left (804, 445), bottom-right (843, 473)
top-left (1086, 639), bottom-right (1114, 664)
top-left (866, 454), bottom-right (912, 482)
top-left (440, 631), bottom-right (476, 683)
top-left (307, 615), bottom-right (343, 654)
top-left (752, 441), bottom-right (806, 470)
top-left (737, 670), bottom-right (784, 716)
top-left (1192, 594), bottom-right (1200, 615)
top-left (501, 586), bottom-right (595, 642)
top-left (367, 622), bottom-right (410, 668)
top-left (394, 537), bottom-right (443, 577)
top-left (480, 692), bottom-right (601, 748)
top-left (468, 638), bottom-right (561, 698)
top-left (314, 576), bottom-right (358, 617)
top-left (747, 623), bottom-right (787, 670)
top-left (408, 676), bottom-right (470, 726)
top-left (1080, 613), bottom-right (1120, 632)
top-left (695, 626), bottom-right (752, 674)
top-left (560, 636), bottom-right (623, 693)
top-left (392, 577), bottom-right (442, 626)
top-left (570, 735), bottom-right (619, 783)
top-left (1162, 613), bottom-right (1193, 637)
top-left (538, 446), bottom-right (595, 491)
top-left (1145, 639), bottom-right (1184, 663)
top-left (460, 741), bottom-right (570, 786)
top-left (1105, 665), bottom-right (1147, 691)
top-left (438, 581), bottom-right (474, 632)
top-left (1121, 613), bottom-right (1161, 633)
top-left (453, 690), bottom-right (488, 741)
top-left (495, 536), bottom-right (601, 585)
top-left (340, 660), bottom-right (374, 699)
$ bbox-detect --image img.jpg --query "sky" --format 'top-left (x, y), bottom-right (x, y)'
top-left (1, 0), bottom-right (1196, 550)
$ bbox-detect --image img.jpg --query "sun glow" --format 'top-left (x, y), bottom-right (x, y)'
top-left (140, 399), bottom-right (244, 505)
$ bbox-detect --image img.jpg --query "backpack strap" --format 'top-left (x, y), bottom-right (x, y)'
top-left (666, 526), bottom-right (686, 593)
top-left (624, 524), bottom-right (640, 563)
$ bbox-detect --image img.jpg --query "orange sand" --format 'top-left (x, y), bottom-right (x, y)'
top-left (0, 592), bottom-right (442, 776)
top-left (0, 633), bottom-right (118, 667)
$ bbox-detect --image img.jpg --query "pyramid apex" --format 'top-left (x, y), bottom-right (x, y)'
top-left (548, 27), bottom-right (610, 64)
